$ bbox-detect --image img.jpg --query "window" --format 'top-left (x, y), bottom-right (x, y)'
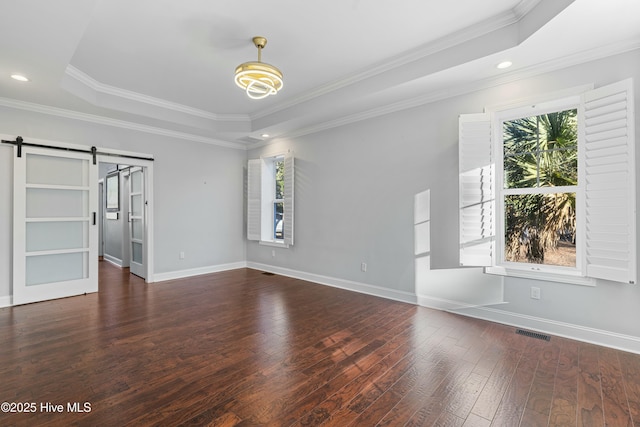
top-left (500, 105), bottom-right (579, 271)
top-left (459, 79), bottom-right (636, 284)
top-left (273, 158), bottom-right (284, 240)
top-left (105, 172), bottom-right (120, 212)
top-left (247, 153), bottom-right (294, 246)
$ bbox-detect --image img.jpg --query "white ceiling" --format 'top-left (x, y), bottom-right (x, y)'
top-left (1, 0), bottom-right (639, 148)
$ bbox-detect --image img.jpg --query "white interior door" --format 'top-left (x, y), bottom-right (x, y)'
top-left (129, 167), bottom-right (145, 278)
top-left (13, 147), bottom-right (98, 305)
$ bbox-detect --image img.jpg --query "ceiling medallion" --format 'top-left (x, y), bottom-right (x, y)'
top-left (234, 36), bottom-right (283, 100)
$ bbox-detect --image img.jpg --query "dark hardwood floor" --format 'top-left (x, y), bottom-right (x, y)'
top-left (1, 261), bottom-right (640, 426)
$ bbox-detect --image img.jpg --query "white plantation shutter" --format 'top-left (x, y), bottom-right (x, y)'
top-left (459, 113), bottom-right (495, 266)
top-left (581, 79), bottom-right (636, 283)
top-left (283, 154), bottom-right (294, 246)
top-left (247, 159), bottom-right (262, 241)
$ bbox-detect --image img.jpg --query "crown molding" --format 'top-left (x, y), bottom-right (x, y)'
top-left (513, 0), bottom-right (543, 19)
top-left (61, 2), bottom-right (543, 128)
top-left (479, 38), bottom-right (640, 90)
top-left (269, 40), bottom-right (640, 142)
top-left (55, 0), bottom-right (561, 148)
top-left (0, 97), bottom-right (247, 150)
top-left (250, 2), bottom-right (548, 123)
top-left (251, 8), bottom-right (525, 122)
top-left (64, 65), bottom-right (250, 124)
top-left (5, 35), bottom-right (635, 153)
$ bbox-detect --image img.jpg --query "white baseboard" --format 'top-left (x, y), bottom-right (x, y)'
top-left (417, 294), bottom-right (509, 311)
top-left (3, 256), bottom-right (636, 353)
top-left (103, 254), bottom-right (122, 267)
top-left (0, 296), bottom-right (12, 308)
top-left (418, 294), bottom-right (640, 355)
top-left (153, 261), bottom-right (248, 282)
top-left (247, 262), bottom-right (417, 305)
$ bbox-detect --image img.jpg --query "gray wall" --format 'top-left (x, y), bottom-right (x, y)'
top-left (246, 105), bottom-right (459, 294)
top-left (0, 108), bottom-right (247, 300)
top-left (247, 50), bottom-right (640, 344)
top-left (100, 164), bottom-right (127, 266)
top-left (0, 144), bottom-right (12, 300)
top-left (1, 48), bottom-right (639, 350)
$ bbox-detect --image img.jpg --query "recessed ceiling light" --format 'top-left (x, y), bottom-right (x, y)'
top-left (261, 133), bottom-right (270, 138)
top-left (11, 74), bottom-right (29, 82)
top-left (496, 61), bottom-right (513, 70)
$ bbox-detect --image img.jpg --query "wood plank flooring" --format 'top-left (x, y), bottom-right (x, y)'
top-left (1, 261), bottom-right (640, 426)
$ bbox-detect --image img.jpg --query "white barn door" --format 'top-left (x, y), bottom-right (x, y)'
top-left (128, 167), bottom-right (145, 278)
top-left (13, 146), bottom-right (98, 305)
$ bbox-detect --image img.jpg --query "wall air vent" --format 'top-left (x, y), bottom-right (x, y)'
top-left (516, 329), bottom-right (550, 341)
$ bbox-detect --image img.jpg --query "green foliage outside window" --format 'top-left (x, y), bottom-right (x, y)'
top-left (274, 159), bottom-right (285, 239)
top-left (502, 109), bottom-right (578, 266)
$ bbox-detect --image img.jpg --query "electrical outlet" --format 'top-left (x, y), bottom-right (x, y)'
top-left (272, 250), bottom-right (276, 257)
top-left (530, 286), bottom-right (541, 300)
top-left (179, 251), bottom-right (185, 260)
top-left (361, 262), bottom-right (367, 272)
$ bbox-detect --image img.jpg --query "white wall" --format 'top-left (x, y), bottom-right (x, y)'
top-left (0, 144), bottom-right (12, 303)
top-left (247, 50), bottom-right (640, 352)
top-left (0, 107), bottom-right (247, 301)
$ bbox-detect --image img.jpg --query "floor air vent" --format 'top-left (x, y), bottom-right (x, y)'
top-left (516, 329), bottom-right (550, 341)
top-left (262, 272), bottom-right (276, 276)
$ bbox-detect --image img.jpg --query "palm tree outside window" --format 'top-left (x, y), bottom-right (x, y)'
top-left (501, 109), bottom-right (578, 267)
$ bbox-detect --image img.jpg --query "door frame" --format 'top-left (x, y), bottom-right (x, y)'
top-left (98, 179), bottom-right (104, 257)
top-left (4, 134), bottom-right (156, 306)
top-left (127, 166), bottom-right (145, 278)
top-left (97, 151), bottom-right (154, 283)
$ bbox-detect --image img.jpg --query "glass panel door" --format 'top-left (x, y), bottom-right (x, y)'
top-left (13, 147), bottom-right (98, 305)
top-left (129, 167), bottom-right (145, 278)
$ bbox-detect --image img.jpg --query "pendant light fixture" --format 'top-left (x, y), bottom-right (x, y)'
top-left (234, 36), bottom-right (283, 100)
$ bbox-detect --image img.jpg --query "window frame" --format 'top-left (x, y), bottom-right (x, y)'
top-left (247, 152), bottom-right (294, 248)
top-left (493, 96), bottom-right (585, 278)
top-left (459, 79), bottom-right (636, 285)
top-left (271, 156), bottom-right (285, 242)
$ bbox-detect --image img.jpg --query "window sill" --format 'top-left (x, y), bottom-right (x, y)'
top-left (259, 240), bottom-right (289, 249)
top-left (485, 266), bottom-right (596, 287)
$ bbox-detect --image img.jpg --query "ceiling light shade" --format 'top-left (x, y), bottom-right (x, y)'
top-left (235, 36), bottom-right (283, 99)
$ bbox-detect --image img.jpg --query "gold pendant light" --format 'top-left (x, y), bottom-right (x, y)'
top-left (234, 36), bottom-right (283, 99)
